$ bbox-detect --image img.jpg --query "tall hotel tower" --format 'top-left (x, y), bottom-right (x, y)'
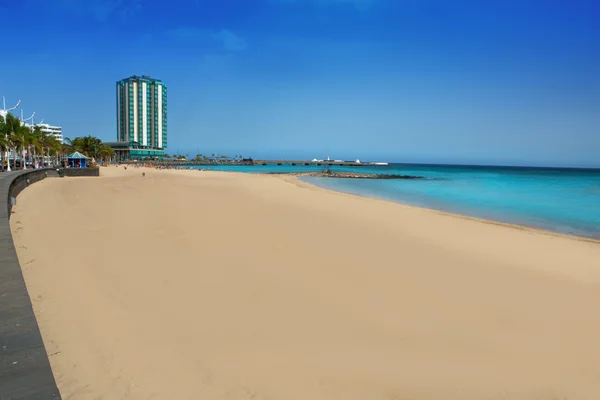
top-left (116, 75), bottom-right (167, 150)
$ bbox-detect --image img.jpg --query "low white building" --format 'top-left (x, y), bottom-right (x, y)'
top-left (2, 111), bottom-right (63, 144)
top-left (35, 123), bottom-right (63, 143)
top-left (22, 122), bottom-right (63, 143)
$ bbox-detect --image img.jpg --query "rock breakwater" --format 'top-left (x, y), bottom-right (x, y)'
top-left (270, 169), bottom-right (425, 179)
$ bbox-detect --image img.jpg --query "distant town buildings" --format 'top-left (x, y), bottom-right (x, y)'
top-left (26, 123), bottom-right (63, 143)
top-left (110, 75), bottom-right (167, 161)
top-left (1, 109), bottom-right (63, 144)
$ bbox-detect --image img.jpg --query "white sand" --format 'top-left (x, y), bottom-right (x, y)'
top-left (10, 166), bottom-right (600, 400)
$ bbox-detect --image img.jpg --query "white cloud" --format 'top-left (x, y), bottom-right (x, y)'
top-left (167, 27), bottom-right (207, 41)
top-left (212, 30), bottom-right (248, 52)
top-left (167, 28), bottom-right (248, 52)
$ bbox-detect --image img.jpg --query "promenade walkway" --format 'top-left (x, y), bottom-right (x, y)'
top-left (1, 169), bottom-right (61, 399)
top-left (0, 171), bottom-right (17, 179)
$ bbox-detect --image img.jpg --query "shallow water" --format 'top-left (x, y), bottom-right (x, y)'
top-left (190, 164), bottom-right (600, 239)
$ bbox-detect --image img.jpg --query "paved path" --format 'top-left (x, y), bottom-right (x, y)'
top-left (1, 170), bottom-right (61, 399)
top-left (0, 171), bottom-right (17, 179)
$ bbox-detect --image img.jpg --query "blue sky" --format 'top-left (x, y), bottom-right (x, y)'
top-left (1, 0), bottom-right (599, 167)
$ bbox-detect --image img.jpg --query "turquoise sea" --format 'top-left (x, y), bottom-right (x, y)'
top-left (190, 163), bottom-right (600, 239)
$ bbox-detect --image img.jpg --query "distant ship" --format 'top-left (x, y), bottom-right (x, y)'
top-left (311, 156), bottom-right (344, 163)
top-left (310, 156), bottom-right (388, 166)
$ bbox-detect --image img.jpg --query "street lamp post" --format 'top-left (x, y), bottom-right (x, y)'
top-left (20, 110), bottom-right (34, 170)
top-left (2, 96), bottom-right (21, 172)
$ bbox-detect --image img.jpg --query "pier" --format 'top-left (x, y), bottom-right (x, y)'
top-left (252, 160), bottom-right (368, 167)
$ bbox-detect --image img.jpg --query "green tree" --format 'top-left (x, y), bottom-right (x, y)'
top-left (96, 145), bottom-right (115, 163)
top-left (0, 117), bottom-right (8, 170)
top-left (29, 125), bottom-right (44, 166)
top-left (10, 131), bottom-right (25, 169)
top-left (22, 124), bottom-right (37, 168)
top-left (12, 118), bottom-right (31, 169)
top-left (63, 135), bottom-right (100, 157)
top-left (1, 113), bottom-right (22, 168)
top-left (0, 111), bottom-right (68, 168)
top-left (0, 132), bottom-right (7, 170)
top-left (40, 132), bottom-right (61, 166)
top-left (62, 135), bottom-right (116, 166)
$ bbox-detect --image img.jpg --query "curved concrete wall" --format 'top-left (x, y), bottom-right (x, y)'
top-left (60, 168), bottom-right (100, 177)
top-left (0, 170), bottom-right (62, 399)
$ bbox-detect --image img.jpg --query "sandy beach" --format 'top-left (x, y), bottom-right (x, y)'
top-left (10, 166), bottom-right (600, 400)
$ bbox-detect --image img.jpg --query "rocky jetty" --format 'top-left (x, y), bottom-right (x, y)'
top-left (270, 168), bottom-right (425, 179)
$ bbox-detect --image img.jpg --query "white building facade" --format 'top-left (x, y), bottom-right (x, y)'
top-left (2, 110), bottom-right (63, 144)
top-left (116, 75), bottom-right (167, 150)
top-left (33, 123), bottom-right (63, 143)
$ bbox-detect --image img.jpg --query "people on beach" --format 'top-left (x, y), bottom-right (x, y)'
top-left (114, 162), bottom-right (210, 171)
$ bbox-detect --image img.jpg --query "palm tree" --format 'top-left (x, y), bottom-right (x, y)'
top-left (0, 134), bottom-right (8, 171)
top-left (19, 124), bottom-right (39, 169)
top-left (39, 132), bottom-right (61, 167)
top-left (47, 134), bottom-right (122, 166)
top-left (0, 117), bottom-right (8, 171)
top-left (96, 145), bottom-right (115, 163)
top-left (5, 114), bottom-right (31, 170)
top-left (79, 136), bottom-right (101, 157)
top-left (62, 138), bottom-right (73, 154)
top-left (105, 145), bottom-right (115, 162)
top-left (61, 141), bottom-right (73, 164)
top-left (9, 131), bottom-right (24, 169)
top-left (62, 135), bottom-right (102, 158)
top-left (28, 125), bottom-right (45, 167)
top-left (2, 113), bottom-right (22, 169)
